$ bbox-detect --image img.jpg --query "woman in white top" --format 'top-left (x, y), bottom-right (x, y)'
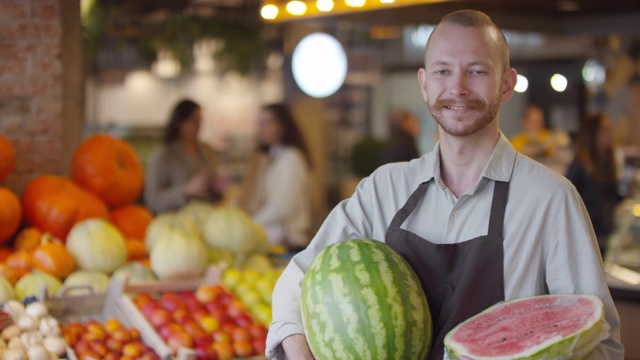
top-left (239, 104), bottom-right (312, 250)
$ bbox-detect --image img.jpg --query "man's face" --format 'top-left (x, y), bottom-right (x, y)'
top-left (418, 23), bottom-right (515, 137)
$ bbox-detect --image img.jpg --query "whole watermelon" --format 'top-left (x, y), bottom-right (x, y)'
top-left (301, 239), bottom-right (432, 360)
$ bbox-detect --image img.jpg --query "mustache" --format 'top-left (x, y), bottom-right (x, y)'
top-left (432, 99), bottom-right (486, 110)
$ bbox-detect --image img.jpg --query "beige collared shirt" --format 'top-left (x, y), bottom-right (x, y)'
top-left (266, 132), bottom-right (623, 359)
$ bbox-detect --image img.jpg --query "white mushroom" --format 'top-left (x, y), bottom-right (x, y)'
top-left (2, 348), bottom-right (27, 360)
top-left (7, 337), bottom-right (24, 351)
top-left (1, 325), bottom-right (21, 341)
top-left (2, 301), bottom-right (25, 319)
top-left (26, 344), bottom-right (50, 360)
top-left (38, 317), bottom-right (60, 337)
top-left (15, 314), bottom-right (38, 332)
top-left (24, 302), bottom-right (48, 321)
top-left (42, 336), bottom-right (66, 357)
top-left (20, 331), bottom-right (43, 348)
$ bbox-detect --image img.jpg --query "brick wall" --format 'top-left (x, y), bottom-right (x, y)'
top-left (0, 0), bottom-right (81, 194)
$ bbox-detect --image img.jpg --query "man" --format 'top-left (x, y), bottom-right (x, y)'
top-left (266, 9), bottom-right (623, 360)
top-left (509, 104), bottom-right (556, 160)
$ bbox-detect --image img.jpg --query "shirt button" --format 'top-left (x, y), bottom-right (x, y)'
top-left (453, 210), bottom-right (460, 217)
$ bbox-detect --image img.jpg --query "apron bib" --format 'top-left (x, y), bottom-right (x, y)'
top-left (385, 180), bottom-right (509, 360)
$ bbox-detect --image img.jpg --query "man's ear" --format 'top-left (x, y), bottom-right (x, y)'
top-left (418, 68), bottom-right (429, 103)
top-left (500, 68), bottom-right (518, 103)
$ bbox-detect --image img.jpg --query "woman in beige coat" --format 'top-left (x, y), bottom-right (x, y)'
top-left (144, 99), bottom-right (219, 214)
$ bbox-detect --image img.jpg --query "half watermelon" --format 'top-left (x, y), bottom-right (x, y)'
top-left (444, 294), bottom-right (609, 360)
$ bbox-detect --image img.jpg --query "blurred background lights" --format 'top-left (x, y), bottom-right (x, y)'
top-left (316, 0), bottom-right (334, 11)
top-left (582, 59), bottom-right (606, 92)
top-left (151, 49), bottom-right (181, 79)
top-left (260, 4), bottom-right (278, 19)
top-left (345, 0), bottom-right (366, 7)
top-left (514, 74), bottom-right (529, 93)
top-left (286, 0), bottom-right (307, 15)
top-left (292, 33), bottom-right (348, 98)
top-left (550, 73), bottom-right (568, 92)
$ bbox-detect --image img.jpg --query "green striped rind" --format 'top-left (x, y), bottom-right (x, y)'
top-left (301, 239), bottom-right (432, 360)
top-left (444, 294), bottom-right (609, 360)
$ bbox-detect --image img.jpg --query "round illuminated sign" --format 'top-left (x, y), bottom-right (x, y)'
top-left (292, 33), bottom-right (348, 98)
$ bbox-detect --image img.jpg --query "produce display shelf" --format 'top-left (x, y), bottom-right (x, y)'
top-left (42, 266), bottom-right (267, 360)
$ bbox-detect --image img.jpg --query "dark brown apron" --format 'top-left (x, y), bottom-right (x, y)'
top-left (385, 180), bottom-right (509, 360)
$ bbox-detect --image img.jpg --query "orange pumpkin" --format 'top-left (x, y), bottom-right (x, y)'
top-left (110, 205), bottom-right (153, 239)
top-left (5, 250), bottom-right (34, 279)
top-left (0, 263), bottom-right (17, 286)
top-left (14, 227), bottom-right (43, 252)
top-left (0, 135), bottom-right (15, 182)
top-left (33, 237), bottom-right (74, 278)
top-left (21, 175), bottom-right (109, 241)
top-left (0, 187), bottom-right (21, 243)
top-left (0, 247), bottom-right (12, 262)
top-left (126, 240), bottom-right (148, 260)
top-left (71, 134), bottom-right (143, 208)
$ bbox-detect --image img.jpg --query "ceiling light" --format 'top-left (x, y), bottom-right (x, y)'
top-left (292, 33), bottom-right (348, 98)
top-left (316, 0), bottom-right (334, 11)
top-left (261, 4), bottom-right (279, 19)
top-left (582, 59), bottom-right (606, 92)
top-left (514, 74), bottom-right (529, 93)
top-left (550, 73), bottom-right (568, 92)
top-left (345, 0), bottom-right (365, 7)
top-left (380, 0), bottom-right (395, 3)
top-left (286, 1), bottom-right (307, 15)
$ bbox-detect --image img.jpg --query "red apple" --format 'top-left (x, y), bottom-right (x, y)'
top-left (105, 337), bottom-right (124, 353)
top-left (192, 308), bottom-right (209, 322)
top-left (210, 308), bottom-right (231, 323)
top-left (218, 292), bottom-right (234, 306)
top-left (149, 308), bottom-right (173, 328)
top-left (86, 322), bottom-right (107, 340)
top-left (160, 296), bottom-right (186, 313)
top-left (103, 317), bottom-right (121, 334)
top-left (247, 324), bottom-right (268, 339)
top-left (122, 341), bottom-right (145, 358)
top-left (212, 341), bottom-right (234, 360)
top-left (166, 332), bottom-right (193, 352)
top-left (196, 285), bottom-right (223, 303)
top-left (103, 352), bottom-right (120, 360)
top-left (192, 330), bottom-right (213, 346)
top-left (233, 339), bottom-right (255, 357)
top-left (252, 336), bottom-right (267, 355)
top-left (234, 313), bottom-right (254, 328)
top-left (74, 340), bottom-right (91, 354)
top-left (134, 293), bottom-right (154, 308)
top-left (141, 301), bottom-right (160, 318)
top-left (212, 329), bottom-right (231, 343)
top-left (205, 300), bottom-right (224, 313)
top-left (172, 308), bottom-right (193, 324)
top-left (226, 300), bottom-right (246, 319)
top-left (130, 327), bottom-right (141, 341)
top-left (158, 322), bottom-right (183, 340)
top-left (90, 340), bottom-right (109, 357)
top-left (185, 297), bottom-right (205, 312)
top-left (194, 343), bottom-right (219, 360)
top-left (111, 327), bottom-right (132, 343)
top-left (182, 319), bottom-right (204, 336)
top-left (231, 327), bottom-right (251, 342)
top-left (140, 347), bottom-right (161, 360)
top-left (178, 290), bottom-right (196, 299)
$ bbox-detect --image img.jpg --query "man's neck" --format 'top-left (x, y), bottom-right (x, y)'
top-left (438, 126), bottom-right (500, 198)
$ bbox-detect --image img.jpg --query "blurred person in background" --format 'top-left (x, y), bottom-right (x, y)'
top-left (239, 103), bottom-right (312, 251)
top-left (144, 99), bottom-right (221, 214)
top-left (378, 109), bottom-right (421, 165)
top-left (509, 105), bottom-right (556, 161)
top-left (566, 114), bottom-right (623, 257)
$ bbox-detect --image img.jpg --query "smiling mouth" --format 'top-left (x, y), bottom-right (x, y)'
top-left (445, 105), bottom-right (472, 110)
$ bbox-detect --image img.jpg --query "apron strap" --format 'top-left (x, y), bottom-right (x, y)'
top-left (386, 181), bottom-right (430, 235)
top-left (487, 181), bottom-right (510, 238)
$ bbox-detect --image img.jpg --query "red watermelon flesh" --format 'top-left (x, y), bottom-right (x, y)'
top-left (444, 295), bottom-right (610, 359)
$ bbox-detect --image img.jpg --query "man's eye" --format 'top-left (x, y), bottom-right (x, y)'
top-left (434, 70), bottom-right (449, 75)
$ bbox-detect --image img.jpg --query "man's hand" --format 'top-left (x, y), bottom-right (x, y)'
top-left (282, 334), bottom-right (315, 360)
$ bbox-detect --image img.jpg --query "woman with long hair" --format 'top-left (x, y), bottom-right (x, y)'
top-left (566, 113), bottom-right (622, 256)
top-left (239, 103), bottom-right (312, 250)
top-left (144, 99), bottom-right (219, 214)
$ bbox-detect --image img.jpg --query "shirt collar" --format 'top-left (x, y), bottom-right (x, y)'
top-left (269, 145), bottom-right (286, 158)
top-left (420, 131), bottom-right (517, 187)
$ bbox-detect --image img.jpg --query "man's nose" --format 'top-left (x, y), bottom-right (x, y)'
top-left (449, 73), bottom-right (469, 97)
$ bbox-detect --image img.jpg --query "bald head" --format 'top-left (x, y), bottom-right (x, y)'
top-left (426, 10), bottom-right (510, 72)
